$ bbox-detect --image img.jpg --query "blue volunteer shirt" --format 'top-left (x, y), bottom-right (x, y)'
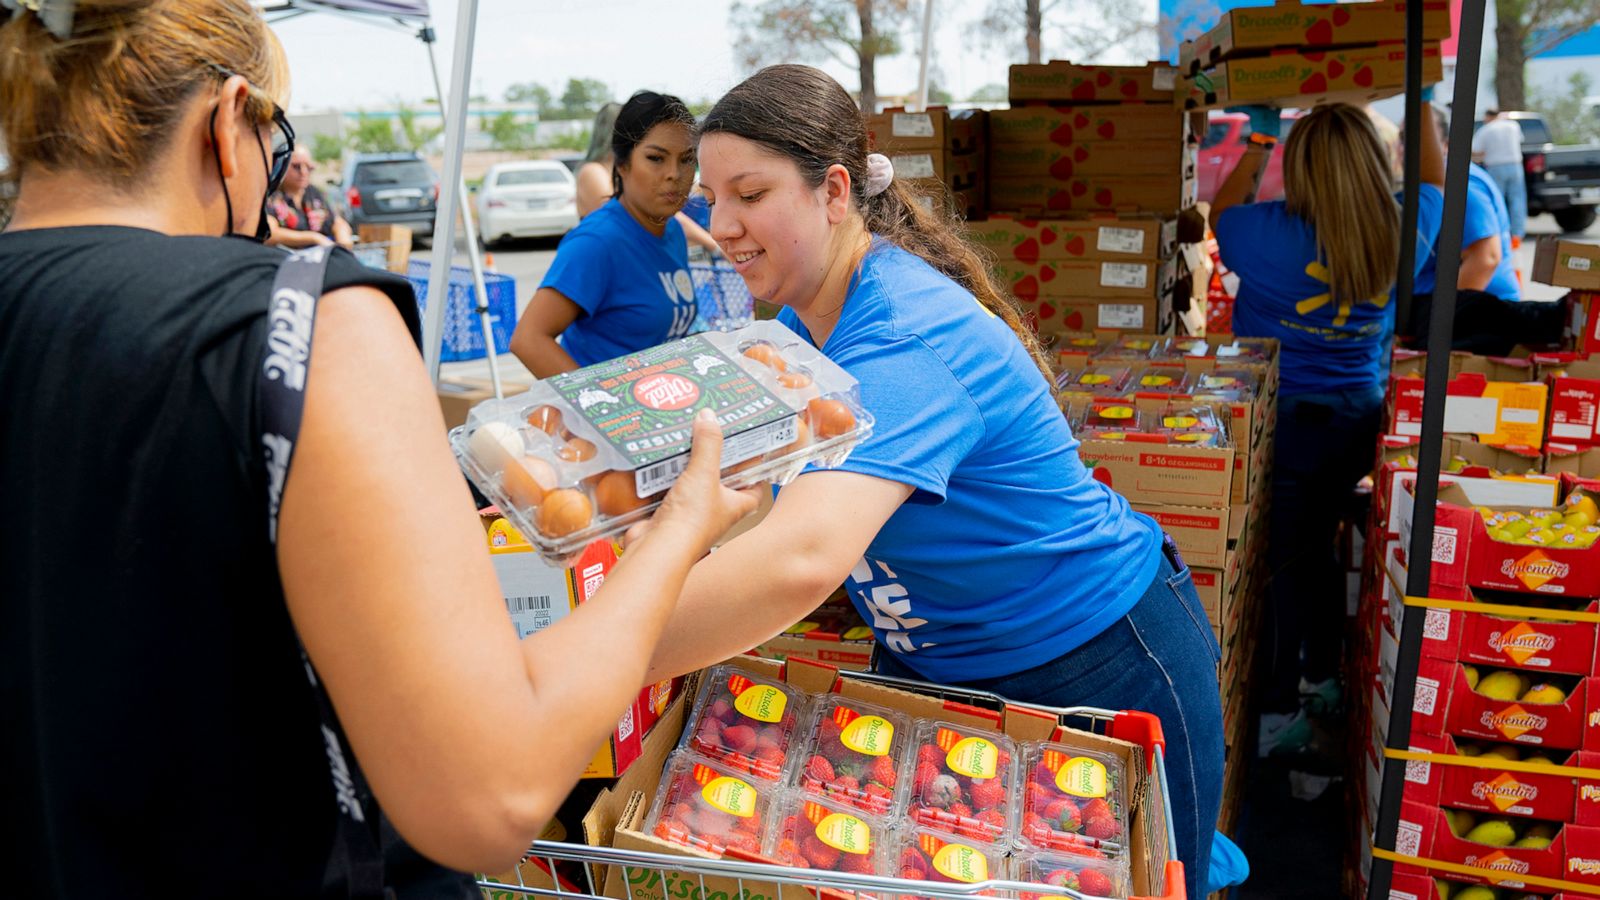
top-left (1415, 167), bottom-right (1519, 300)
top-left (778, 243), bottom-right (1162, 683)
top-left (539, 197), bottom-right (698, 366)
top-left (1217, 185), bottom-right (1444, 397)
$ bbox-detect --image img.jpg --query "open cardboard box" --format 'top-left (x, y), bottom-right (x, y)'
top-left (988, 105), bottom-right (1187, 146)
top-left (1535, 239), bottom-right (1600, 292)
top-left (1402, 731), bottom-right (1581, 823)
top-left (1397, 482), bottom-right (1600, 598)
top-left (1550, 359), bottom-right (1600, 448)
top-left (1073, 398), bottom-right (1237, 508)
top-left (1395, 798), bottom-right (1568, 889)
top-left (1410, 657), bottom-right (1587, 750)
top-left (580, 656), bottom-right (1177, 900)
top-left (1388, 355), bottom-right (1550, 450)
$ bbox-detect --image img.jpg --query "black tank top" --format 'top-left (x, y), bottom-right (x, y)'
top-left (0, 226), bottom-right (466, 897)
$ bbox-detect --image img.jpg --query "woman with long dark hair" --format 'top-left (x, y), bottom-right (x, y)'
top-left (636, 65), bottom-right (1225, 898)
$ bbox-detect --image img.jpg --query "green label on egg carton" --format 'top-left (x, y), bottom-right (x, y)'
top-left (548, 334), bottom-right (799, 497)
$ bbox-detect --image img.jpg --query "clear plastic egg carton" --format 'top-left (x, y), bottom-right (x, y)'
top-left (450, 320), bottom-right (874, 563)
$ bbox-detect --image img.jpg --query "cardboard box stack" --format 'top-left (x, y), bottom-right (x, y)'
top-left (865, 107), bottom-right (986, 219)
top-left (1175, 0), bottom-right (1452, 111)
top-left (1053, 331), bottom-right (1279, 836)
top-left (754, 589), bottom-right (876, 671)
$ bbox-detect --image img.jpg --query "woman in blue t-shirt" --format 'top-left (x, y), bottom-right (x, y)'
top-left (510, 91), bottom-right (702, 375)
top-left (1210, 103), bottom-right (1445, 753)
top-left (637, 65), bottom-right (1223, 898)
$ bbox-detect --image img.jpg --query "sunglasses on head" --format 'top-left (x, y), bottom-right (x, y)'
top-left (205, 62), bottom-right (295, 193)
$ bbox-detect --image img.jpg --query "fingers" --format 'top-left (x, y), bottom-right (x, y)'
top-left (681, 408), bottom-right (724, 482)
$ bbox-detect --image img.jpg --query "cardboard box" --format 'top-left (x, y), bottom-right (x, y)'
top-left (1181, 0), bottom-right (1452, 73)
top-left (886, 148), bottom-right (984, 189)
top-left (988, 105), bottom-right (1186, 145)
top-left (967, 214), bottom-right (1178, 263)
top-left (1179, 43), bottom-right (1443, 111)
top-left (438, 376), bottom-right (514, 431)
top-left (1077, 429), bottom-right (1235, 508)
top-left (1401, 482), bottom-right (1600, 597)
top-left (1419, 591), bottom-right (1600, 677)
top-left (1402, 731), bottom-right (1581, 822)
top-left (988, 140), bottom-right (1187, 179)
top-left (993, 256), bottom-right (1177, 301)
top-left (1549, 444), bottom-right (1600, 479)
top-left (1032, 292), bottom-right (1177, 336)
top-left (1389, 355), bottom-right (1550, 450)
top-left (356, 223), bottom-right (413, 273)
top-left (1394, 798), bottom-right (1568, 888)
top-left (1551, 360), bottom-right (1600, 448)
top-left (1133, 502), bottom-right (1231, 569)
top-left (1566, 291), bottom-right (1600, 359)
top-left (989, 167), bottom-right (1196, 215)
top-left (1563, 822), bottom-right (1600, 891)
top-left (866, 107), bottom-right (985, 154)
top-left (1410, 657), bottom-right (1587, 749)
top-left (580, 657), bottom-right (1173, 900)
top-left (1009, 60), bottom-right (1179, 103)
top-left (1535, 239), bottom-right (1600, 292)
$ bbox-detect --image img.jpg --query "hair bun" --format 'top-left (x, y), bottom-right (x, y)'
top-left (3, 0), bottom-right (77, 40)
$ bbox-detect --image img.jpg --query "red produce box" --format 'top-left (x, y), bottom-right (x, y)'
top-left (1550, 360), bottom-right (1600, 448)
top-left (1412, 657), bottom-right (1587, 750)
top-left (1395, 799), bottom-right (1566, 890)
top-left (1402, 732), bottom-right (1580, 822)
top-left (1419, 591), bottom-right (1600, 677)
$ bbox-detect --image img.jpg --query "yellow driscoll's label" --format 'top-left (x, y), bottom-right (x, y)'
top-left (1056, 757), bottom-right (1109, 799)
top-left (947, 737), bottom-right (999, 779)
top-left (1174, 433), bottom-right (1210, 443)
top-left (843, 626), bottom-right (874, 640)
top-left (932, 844), bottom-right (988, 883)
top-left (1079, 373), bottom-right (1113, 385)
top-left (1140, 375), bottom-right (1173, 387)
top-left (734, 685), bottom-right (787, 723)
top-left (1098, 406), bottom-right (1135, 420)
top-left (816, 813), bottom-right (872, 854)
top-left (701, 776), bottom-right (758, 817)
top-left (841, 715), bottom-right (895, 756)
top-left (785, 621), bottom-right (821, 635)
top-left (1163, 415), bottom-right (1199, 428)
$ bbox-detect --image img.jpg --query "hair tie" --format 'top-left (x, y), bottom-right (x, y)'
top-left (864, 153), bottom-right (894, 198)
top-left (2, 0), bottom-right (75, 39)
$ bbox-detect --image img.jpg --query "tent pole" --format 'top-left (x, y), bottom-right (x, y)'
top-left (422, 26), bottom-right (504, 398)
top-left (915, 0), bottom-right (935, 111)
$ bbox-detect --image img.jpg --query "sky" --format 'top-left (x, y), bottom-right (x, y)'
top-left (267, 0), bottom-right (1160, 114)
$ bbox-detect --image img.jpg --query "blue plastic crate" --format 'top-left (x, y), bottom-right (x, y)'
top-left (691, 262), bottom-right (754, 332)
top-left (406, 260), bottom-right (519, 363)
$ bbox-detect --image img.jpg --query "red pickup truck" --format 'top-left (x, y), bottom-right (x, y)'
top-left (1195, 111), bottom-right (1299, 205)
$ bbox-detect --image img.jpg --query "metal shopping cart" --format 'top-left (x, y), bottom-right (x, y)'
top-left (478, 671), bottom-right (1185, 900)
top-left (692, 262), bottom-right (755, 333)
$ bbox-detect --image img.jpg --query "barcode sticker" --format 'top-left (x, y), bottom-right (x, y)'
top-left (892, 112), bottom-right (935, 138)
top-left (1404, 758), bottom-right (1431, 785)
top-left (1423, 607), bottom-right (1450, 642)
top-left (1152, 67), bottom-right (1177, 91)
top-left (1097, 226), bottom-right (1146, 255)
top-left (634, 415), bottom-right (799, 497)
top-left (1098, 303), bottom-right (1145, 329)
top-left (1100, 262), bottom-right (1149, 289)
top-left (892, 154), bottom-right (937, 180)
top-left (1395, 820), bottom-right (1423, 859)
top-left (492, 551), bottom-right (573, 640)
top-left (1569, 256), bottom-right (1593, 272)
top-left (1413, 677), bottom-right (1439, 716)
top-left (507, 595), bottom-right (553, 613)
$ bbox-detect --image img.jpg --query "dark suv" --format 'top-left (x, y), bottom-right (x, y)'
top-left (340, 152), bottom-right (439, 240)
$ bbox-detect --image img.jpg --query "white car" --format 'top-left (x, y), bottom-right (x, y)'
top-left (476, 160), bottom-right (579, 248)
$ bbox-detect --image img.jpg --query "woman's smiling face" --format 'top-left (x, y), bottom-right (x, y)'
top-left (698, 132), bottom-right (845, 313)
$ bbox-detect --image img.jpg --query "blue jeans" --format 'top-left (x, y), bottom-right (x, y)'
top-left (874, 545), bottom-right (1224, 900)
top-left (1486, 162), bottom-right (1527, 238)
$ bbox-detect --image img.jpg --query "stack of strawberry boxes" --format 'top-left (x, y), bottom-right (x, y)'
top-left (1175, 0), bottom-right (1450, 112)
top-left (633, 663), bottom-right (1144, 897)
top-left (978, 61), bottom-right (1195, 340)
top-left (865, 107), bottom-right (986, 220)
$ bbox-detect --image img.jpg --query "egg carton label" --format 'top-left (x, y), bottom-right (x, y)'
top-left (548, 334), bottom-right (799, 497)
top-left (1101, 262), bottom-right (1149, 289)
top-left (1096, 226), bottom-right (1147, 255)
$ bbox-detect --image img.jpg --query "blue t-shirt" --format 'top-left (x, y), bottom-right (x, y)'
top-left (539, 198), bottom-right (698, 366)
top-left (777, 243), bottom-right (1162, 683)
top-left (1217, 185), bottom-right (1444, 397)
top-left (1415, 166), bottom-right (1519, 300)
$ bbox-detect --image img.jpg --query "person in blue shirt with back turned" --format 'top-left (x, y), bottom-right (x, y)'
top-left (630, 65), bottom-right (1223, 899)
top-left (510, 91), bottom-right (701, 375)
top-left (1211, 102), bottom-right (1446, 758)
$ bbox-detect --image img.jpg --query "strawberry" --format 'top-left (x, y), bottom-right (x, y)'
top-left (709, 698), bottom-right (734, 723)
top-left (918, 744), bottom-right (942, 766)
top-left (1046, 798), bottom-right (1082, 832)
top-left (804, 755), bottom-right (835, 785)
top-left (1084, 816), bottom-right (1120, 841)
top-left (1024, 782), bottom-right (1053, 808)
top-left (997, 749), bottom-right (1013, 771)
top-left (831, 775), bottom-right (862, 799)
top-left (1044, 870), bottom-right (1080, 891)
top-left (839, 852), bottom-right (876, 875)
top-left (967, 778), bottom-right (1005, 811)
top-left (820, 715), bottom-right (844, 743)
top-left (867, 756), bottom-right (898, 788)
top-left (948, 802), bottom-right (974, 821)
top-left (693, 719), bottom-right (723, 750)
top-left (776, 838), bottom-right (805, 866)
top-left (912, 761), bottom-right (941, 793)
top-left (756, 729), bottom-right (783, 751)
top-left (862, 783), bottom-right (894, 813)
top-left (735, 812), bottom-right (763, 834)
top-left (753, 746), bottom-right (786, 779)
top-left (899, 848), bottom-right (929, 875)
top-left (977, 809), bottom-right (1007, 832)
top-left (821, 736), bottom-right (853, 764)
top-left (1031, 762), bottom-right (1056, 786)
top-left (1077, 869), bottom-right (1115, 897)
top-left (899, 866), bottom-right (927, 881)
top-left (1081, 798), bottom-right (1115, 822)
top-left (922, 774), bottom-right (961, 809)
top-left (722, 725), bottom-right (758, 754)
top-left (801, 835), bottom-right (841, 869)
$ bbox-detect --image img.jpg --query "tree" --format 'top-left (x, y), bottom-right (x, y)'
top-left (557, 78), bottom-right (612, 121)
top-left (969, 82), bottom-right (1009, 102)
top-left (1494, 0), bottom-right (1600, 111)
top-left (1530, 71), bottom-right (1600, 144)
top-left (730, 0), bottom-right (915, 114)
top-left (927, 80), bottom-right (955, 105)
top-left (486, 111), bottom-right (537, 152)
top-left (311, 133), bottom-right (345, 165)
top-left (974, 0), bottom-right (1155, 67)
top-left (504, 81), bottom-right (553, 112)
top-left (395, 103), bottom-right (444, 152)
top-left (347, 113), bottom-right (402, 154)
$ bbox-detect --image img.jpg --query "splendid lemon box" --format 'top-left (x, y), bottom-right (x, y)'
top-left (1395, 796), bottom-right (1568, 889)
top-left (1403, 731), bottom-right (1581, 824)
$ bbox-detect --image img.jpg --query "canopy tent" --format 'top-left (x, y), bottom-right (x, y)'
top-left (256, 0), bottom-right (507, 397)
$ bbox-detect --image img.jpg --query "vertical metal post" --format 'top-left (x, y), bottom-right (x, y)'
top-left (1392, 0), bottom-right (1425, 334)
top-left (1366, 0), bottom-right (1487, 895)
top-left (916, 0), bottom-right (936, 111)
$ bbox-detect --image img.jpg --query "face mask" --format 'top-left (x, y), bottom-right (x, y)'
top-left (209, 105), bottom-right (283, 243)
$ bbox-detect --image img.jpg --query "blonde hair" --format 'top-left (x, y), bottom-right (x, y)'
top-left (1281, 103), bottom-right (1402, 308)
top-left (0, 0), bottom-right (288, 191)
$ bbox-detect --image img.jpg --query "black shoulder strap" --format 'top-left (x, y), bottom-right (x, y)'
top-left (260, 245), bottom-right (388, 900)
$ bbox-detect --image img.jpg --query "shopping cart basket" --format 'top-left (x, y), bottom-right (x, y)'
top-left (478, 670), bottom-right (1185, 900)
top-left (405, 259), bottom-right (519, 363)
top-left (692, 262), bottom-right (755, 332)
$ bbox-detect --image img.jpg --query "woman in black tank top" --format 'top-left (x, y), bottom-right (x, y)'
top-left (0, 4), bottom-right (757, 897)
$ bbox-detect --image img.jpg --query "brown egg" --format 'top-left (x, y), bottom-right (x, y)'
top-left (526, 405), bottom-right (566, 435)
top-left (501, 455), bottom-right (557, 509)
top-left (537, 488), bottom-right (593, 538)
top-left (777, 370), bottom-right (814, 390)
top-left (558, 438), bottom-right (597, 462)
top-left (782, 417), bottom-right (813, 456)
top-left (742, 343), bottom-right (788, 372)
top-left (594, 470), bottom-right (651, 517)
top-left (807, 398), bottom-right (856, 440)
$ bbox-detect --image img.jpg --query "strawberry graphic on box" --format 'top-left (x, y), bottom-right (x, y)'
top-left (887, 828), bottom-right (1008, 900)
top-left (763, 794), bottom-right (884, 879)
top-left (681, 664), bottom-right (808, 782)
top-left (646, 752), bottom-right (777, 858)
top-left (1017, 741), bottom-right (1131, 857)
top-left (1014, 850), bottom-right (1131, 899)
top-left (899, 721), bottom-right (1019, 846)
top-left (797, 694), bottom-right (913, 815)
